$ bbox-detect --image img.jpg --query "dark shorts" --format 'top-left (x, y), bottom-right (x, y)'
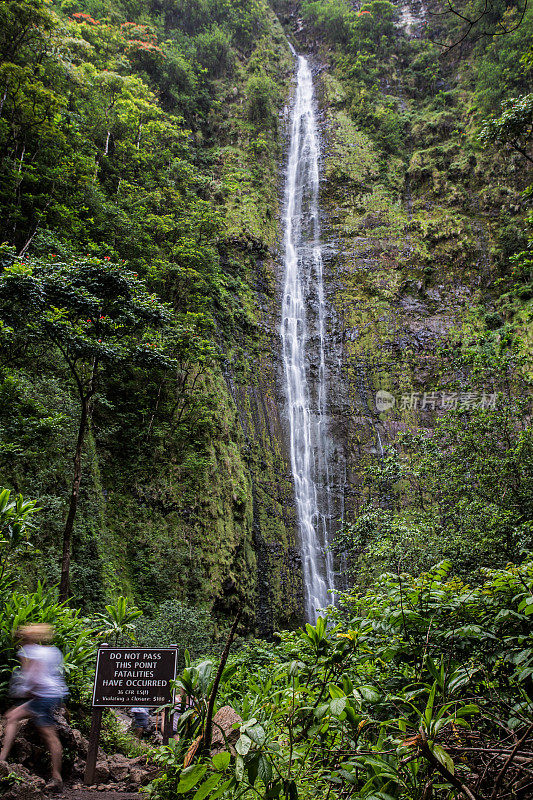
top-left (131, 711), bottom-right (149, 729)
top-left (26, 697), bottom-right (61, 728)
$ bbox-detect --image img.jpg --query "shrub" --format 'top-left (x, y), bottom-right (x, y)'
top-left (246, 74), bottom-right (278, 127)
top-left (148, 560), bottom-right (533, 800)
top-left (134, 599), bottom-right (215, 666)
top-left (195, 25), bottom-right (234, 77)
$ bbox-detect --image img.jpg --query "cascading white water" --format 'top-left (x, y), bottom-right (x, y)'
top-left (281, 53), bottom-right (334, 621)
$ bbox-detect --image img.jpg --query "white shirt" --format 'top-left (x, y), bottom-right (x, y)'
top-left (19, 644), bottom-right (67, 699)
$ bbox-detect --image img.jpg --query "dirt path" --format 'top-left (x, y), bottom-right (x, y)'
top-left (59, 791), bottom-right (140, 800)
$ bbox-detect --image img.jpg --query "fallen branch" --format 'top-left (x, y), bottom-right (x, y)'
top-left (419, 727), bottom-right (479, 800)
top-left (490, 723), bottom-right (533, 800)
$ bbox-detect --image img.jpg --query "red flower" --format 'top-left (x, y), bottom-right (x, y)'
top-left (72, 12), bottom-right (99, 25)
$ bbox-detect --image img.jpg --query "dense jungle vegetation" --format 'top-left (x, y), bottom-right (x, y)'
top-left (0, 0), bottom-right (296, 625)
top-left (1, 0), bottom-right (532, 798)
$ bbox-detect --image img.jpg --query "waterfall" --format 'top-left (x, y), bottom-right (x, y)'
top-left (281, 53), bottom-right (334, 622)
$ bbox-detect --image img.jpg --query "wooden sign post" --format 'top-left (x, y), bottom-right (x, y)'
top-left (84, 643), bottom-right (178, 785)
top-left (85, 706), bottom-right (103, 786)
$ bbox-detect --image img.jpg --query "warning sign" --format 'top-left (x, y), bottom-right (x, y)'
top-left (92, 647), bottom-right (177, 707)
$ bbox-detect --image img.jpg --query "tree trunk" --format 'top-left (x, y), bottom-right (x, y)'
top-left (59, 394), bottom-right (91, 602)
top-left (202, 608), bottom-right (242, 754)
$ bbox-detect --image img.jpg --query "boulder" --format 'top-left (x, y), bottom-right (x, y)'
top-left (3, 716), bottom-right (84, 778)
top-left (107, 753), bottom-right (131, 781)
top-left (92, 760), bottom-right (110, 783)
top-left (210, 706), bottom-right (242, 755)
top-left (71, 758), bottom-right (86, 779)
top-left (129, 766), bottom-right (150, 787)
top-left (71, 728), bottom-right (89, 758)
top-left (6, 721), bottom-right (45, 768)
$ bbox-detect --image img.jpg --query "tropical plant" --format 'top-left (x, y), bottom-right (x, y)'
top-left (0, 580), bottom-right (99, 705)
top-left (147, 558), bottom-right (533, 800)
top-left (479, 93), bottom-right (533, 164)
top-left (93, 595), bottom-right (143, 645)
top-left (0, 488), bottom-right (40, 582)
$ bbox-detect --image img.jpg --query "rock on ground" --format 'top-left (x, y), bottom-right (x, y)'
top-left (211, 705), bottom-right (242, 755)
top-left (0, 760), bottom-right (46, 800)
top-left (0, 712), bottom-right (152, 797)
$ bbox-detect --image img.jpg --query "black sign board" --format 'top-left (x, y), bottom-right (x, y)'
top-left (92, 647), bottom-right (177, 707)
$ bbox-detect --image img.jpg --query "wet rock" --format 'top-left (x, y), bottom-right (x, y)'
top-left (400, 294), bottom-right (428, 314)
top-left (1, 716), bottom-right (82, 778)
top-left (426, 288), bottom-right (442, 302)
top-left (129, 767), bottom-right (150, 787)
top-left (71, 728), bottom-right (89, 758)
top-left (9, 733), bottom-right (35, 766)
top-left (71, 758), bottom-right (85, 778)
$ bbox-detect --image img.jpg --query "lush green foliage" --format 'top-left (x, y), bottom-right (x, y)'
top-left (0, 580), bottom-right (98, 705)
top-left (0, 0), bottom-right (293, 615)
top-left (0, 495), bottom-right (158, 710)
top-left (335, 393), bottom-right (533, 582)
top-left (148, 558), bottom-right (533, 799)
top-left (479, 93), bottom-right (533, 163)
top-left (1, 1), bottom-right (532, 796)
top-left (134, 599), bottom-right (215, 666)
top-left (0, 488), bottom-right (40, 582)
top-left (93, 594), bottom-right (143, 645)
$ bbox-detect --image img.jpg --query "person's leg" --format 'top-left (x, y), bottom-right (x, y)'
top-left (38, 726), bottom-right (62, 783)
top-left (0, 703), bottom-right (32, 760)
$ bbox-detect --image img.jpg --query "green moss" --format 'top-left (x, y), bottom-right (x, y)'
top-left (325, 109), bottom-right (380, 187)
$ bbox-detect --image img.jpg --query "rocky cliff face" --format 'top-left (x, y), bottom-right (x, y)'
top-left (223, 246), bottom-right (304, 632)
top-left (274, 0), bottom-right (530, 583)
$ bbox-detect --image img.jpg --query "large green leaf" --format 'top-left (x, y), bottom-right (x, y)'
top-left (236, 734), bottom-right (252, 756)
top-left (433, 744), bottom-right (455, 775)
top-left (258, 753), bottom-right (272, 784)
top-left (246, 723), bottom-right (266, 746)
top-left (330, 697), bottom-right (346, 716)
top-left (176, 765), bottom-right (208, 793)
top-left (192, 773), bottom-right (221, 800)
top-left (208, 778), bottom-right (234, 800)
top-left (211, 752), bottom-right (231, 771)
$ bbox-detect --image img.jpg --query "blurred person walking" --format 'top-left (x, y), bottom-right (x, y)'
top-left (0, 624), bottom-right (67, 792)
